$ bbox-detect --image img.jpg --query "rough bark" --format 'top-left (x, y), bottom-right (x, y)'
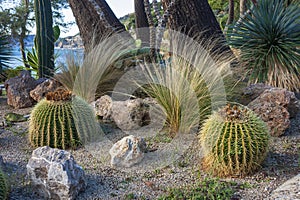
top-left (134, 0), bottom-right (150, 46)
top-left (226, 0), bottom-right (234, 26)
top-left (68, 0), bottom-right (132, 51)
top-left (240, 0), bottom-right (247, 17)
top-left (162, 0), bottom-right (232, 56)
top-left (20, 0), bottom-right (30, 69)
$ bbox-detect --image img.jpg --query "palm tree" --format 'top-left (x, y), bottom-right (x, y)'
top-left (0, 34), bottom-right (13, 78)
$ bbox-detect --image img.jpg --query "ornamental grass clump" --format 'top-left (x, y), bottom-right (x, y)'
top-left (29, 88), bottom-right (97, 149)
top-left (199, 103), bottom-right (269, 177)
top-left (228, 0), bottom-right (300, 91)
top-left (137, 30), bottom-right (232, 134)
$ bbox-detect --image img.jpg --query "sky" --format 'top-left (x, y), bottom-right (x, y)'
top-left (60, 0), bottom-right (134, 37)
top-left (1, 0), bottom-right (135, 37)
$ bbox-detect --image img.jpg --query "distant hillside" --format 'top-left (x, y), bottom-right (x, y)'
top-left (55, 33), bottom-right (83, 49)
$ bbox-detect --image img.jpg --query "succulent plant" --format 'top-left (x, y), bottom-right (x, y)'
top-left (228, 0), bottom-right (300, 91)
top-left (199, 103), bottom-right (270, 177)
top-left (34, 0), bottom-right (55, 78)
top-left (0, 167), bottom-right (8, 200)
top-left (29, 88), bottom-right (96, 149)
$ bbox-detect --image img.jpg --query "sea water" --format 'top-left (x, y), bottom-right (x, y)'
top-left (8, 47), bottom-right (84, 69)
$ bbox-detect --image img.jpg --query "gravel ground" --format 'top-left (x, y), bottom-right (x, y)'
top-left (0, 96), bottom-right (299, 200)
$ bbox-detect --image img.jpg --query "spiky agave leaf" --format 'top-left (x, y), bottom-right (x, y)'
top-left (228, 0), bottom-right (300, 91)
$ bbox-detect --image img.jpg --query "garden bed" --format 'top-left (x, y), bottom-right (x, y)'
top-left (0, 96), bottom-right (299, 199)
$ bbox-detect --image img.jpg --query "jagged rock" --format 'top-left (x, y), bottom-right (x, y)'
top-left (109, 135), bottom-right (147, 168)
top-left (242, 83), bottom-right (273, 105)
top-left (248, 88), bottom-right (300, 136)
top-left (92, 95), bottom-right (113, 120)
top-left (4, 71), bottom-right (38, 108)
top-left (30, 79), bottom-right (62, 102)
top-left (27, 146), bottom-right (86, 200)
top-left (111, 98), bottom-right (147, 130)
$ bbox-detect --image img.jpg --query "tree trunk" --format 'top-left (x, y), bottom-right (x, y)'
top-left (20, 0), bottom-right (30, 69)
top-left (162, 0), bottom-right (232, 56)
top-left (240, 0), bottom-right (247, 17)
top-left (226, 0), bottom-right (234, 26)
top-left (134, 0), bottom-right (150, 46)
top-left (68, 0), bottom-right (132, 51)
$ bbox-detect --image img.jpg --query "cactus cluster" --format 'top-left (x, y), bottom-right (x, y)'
top-left (29, 89), bottom-right (96, 149)
top-left (0, 167), bottom-right (8, 200)
top-left (199, 103), bottom-right (270, 177)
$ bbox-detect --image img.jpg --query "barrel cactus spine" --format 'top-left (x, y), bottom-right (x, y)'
top-left (29, 89), bottom-right (96, 149)
top-left (199, 103), bottom-right (270, 177)
top-left (0, 167), bottom-right (8, 200)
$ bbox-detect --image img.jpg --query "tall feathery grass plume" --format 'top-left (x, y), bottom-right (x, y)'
top-left (228, 0), bottom-right (300, 91)
top-left (128, 30), bottom-right (234, 134)
top-left (73, 34), bottom-right (138, 102)
top-left (54, 52), bottom-right (82, 91)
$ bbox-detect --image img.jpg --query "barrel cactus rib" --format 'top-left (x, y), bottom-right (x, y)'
top-left (29, 89), bottom-right (96, 149)
top-left (199, 104), bottom-right (269, 177)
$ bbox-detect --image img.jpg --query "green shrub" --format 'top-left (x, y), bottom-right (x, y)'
top-left (228, 0), bottom-right (300, 91)
top-left (0, 167), bottom-right (8, 200)
top-left (158, 177), bottom-right (235, 200)
top-left (199, 103), bottom-right (269, 177)
top-left (29, 89), bottom-right (96, 149)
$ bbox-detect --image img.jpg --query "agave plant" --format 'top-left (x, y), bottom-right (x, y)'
top-left (228, 0), bottom-right (300, 91)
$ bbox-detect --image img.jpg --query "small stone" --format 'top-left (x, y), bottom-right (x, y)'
top-left (27, 146), bottom-right (86, 200)
top-left (4, 112), bottom-right (27, 122)
top-left (109, 135), bottom-right (147, 168)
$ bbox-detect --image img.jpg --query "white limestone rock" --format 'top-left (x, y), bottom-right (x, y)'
top-left (26, 146), bottom-right (86, 200)
top-left (109, 135), bottom-right (147, 168)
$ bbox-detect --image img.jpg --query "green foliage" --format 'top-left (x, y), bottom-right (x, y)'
top-left (139, 32), bottom-right (231, 134)
top-left (0, 66), bottom-right (25, 83)
top-left (26, 26), bottom-right (61, 78)
top-left (158, 177), bottom-right (235, 200)
top-left (29, 90), bottom-right (96, 149)
top-left (199, 104), bottom-right (269, 177)
top-left (228, 0), bottom-right (300, 91)
top-left (0, 167), bottom-right (8, 200)
top-left (34, 0), bottom-right (55, 78)
top-left (208, 0), bottom-right (240, 29)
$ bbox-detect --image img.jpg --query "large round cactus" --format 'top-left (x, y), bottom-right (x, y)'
top-left (29, 89), bottom-right (97, 149)
top-left (0, 167), bottom-right (8, 200)
top-left (199, 103), bottom-right (270, 177)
